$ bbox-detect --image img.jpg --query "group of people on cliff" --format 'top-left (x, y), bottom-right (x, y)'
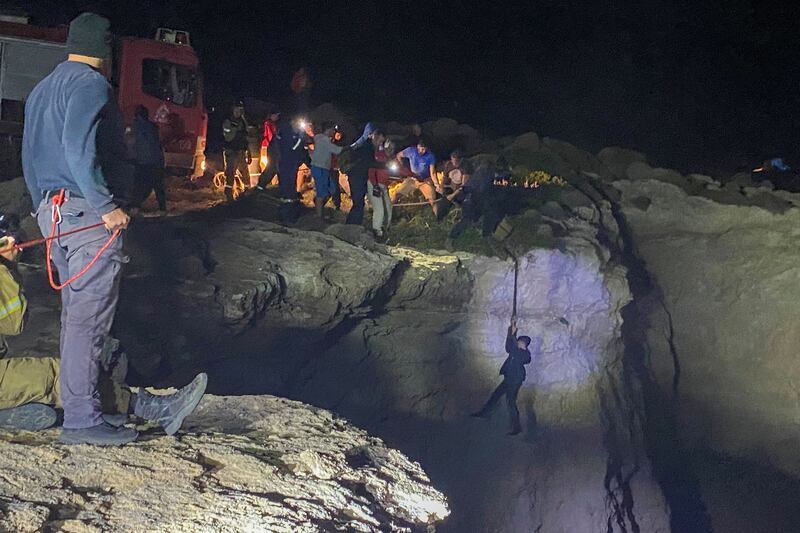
top-left (224, 103), bottom-right (515, 246)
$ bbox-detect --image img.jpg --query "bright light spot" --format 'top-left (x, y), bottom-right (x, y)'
top-left (200, 159), bottom-right (206, 172)
top-left (260, 154), bottom-right (268, 168)
top-left (388, 162), bottom-right (399, 173)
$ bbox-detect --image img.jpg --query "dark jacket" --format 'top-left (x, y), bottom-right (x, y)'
top-left (275, 123), bottom-right (307, 169)
top-left (133, 115), bottom-right (164, 168)
top-left (500, 327), bottom-right (532, 383)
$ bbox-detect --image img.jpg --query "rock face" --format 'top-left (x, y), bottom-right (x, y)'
top-left (0, 395), bottom-right (448, 533)
top-left (6, 202), bottom-right (674, 531)
top-left (57, 211), bottom-right (668, 532)
top-left (614, 179), bottom-right (800, 475)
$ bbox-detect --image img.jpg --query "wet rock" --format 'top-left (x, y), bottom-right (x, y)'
top-left (0, 395), bottom-right (449, 532)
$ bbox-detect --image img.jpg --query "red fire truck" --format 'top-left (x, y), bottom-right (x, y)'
top-left (0, 17), bottom-right (207, 178)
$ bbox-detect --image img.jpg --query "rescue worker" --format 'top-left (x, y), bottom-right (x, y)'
top-left (21, 12), bottom-right (138, 445)
top-left (274, 119), bottom-right (308, 224)
top-left (0, 235), bottom-right (207, 434)
top-left (341, 128), bottom-right (375, 225)
top-left (471, 318), bottom-right (534, 436)
top-left (393, 138), bottom-right (441, 216)
top-left (256, 110), bottom-right (281, 190)
top-left (436, 149), bottom-right (472, 221)
top-left (446, 163), bottom-right (506, 249)
top-left (310, 122), bottom-right (345, 220)
top-left (130, 105), bottom-right (167, 212)
top-left (222, 101), bottom-right (251, 201)
top-left (367, 131), bottom-right (412, 238)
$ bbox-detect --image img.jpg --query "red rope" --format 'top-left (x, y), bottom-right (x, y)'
top-left (43, 190), bottom-right (120, 291)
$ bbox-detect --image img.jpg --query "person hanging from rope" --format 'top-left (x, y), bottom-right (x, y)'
top-left (21, 13), bottom-right (141, 445)
top-left (471, 316), bottom-right (534, 436)
top-left (0, 232), bottom-right (207, 434)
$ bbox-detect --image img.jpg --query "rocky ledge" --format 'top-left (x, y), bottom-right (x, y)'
top-left (0, 395), bottom-right (448, 533)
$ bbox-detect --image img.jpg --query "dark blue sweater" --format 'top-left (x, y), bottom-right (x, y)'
top-left (22, 61), bottom-right (117, 215)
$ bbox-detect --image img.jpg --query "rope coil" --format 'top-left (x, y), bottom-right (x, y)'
top-left (43, 190), bottom-right (120, 291)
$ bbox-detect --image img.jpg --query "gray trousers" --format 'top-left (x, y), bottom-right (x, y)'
top-left (37, 196), bottom-right (125, 429)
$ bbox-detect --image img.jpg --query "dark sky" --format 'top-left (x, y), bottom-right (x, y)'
top-left (12, 0), bottom-right (800, 173)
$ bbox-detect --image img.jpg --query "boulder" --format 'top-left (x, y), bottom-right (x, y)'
top-left (598, 146), bottom-right (647, 179)
top-left (542, 137), bottom-right (611, 179)
top-left (508, 131), bottom-right (541, 152)
top-left (0, 395), bottom-right (449, 532)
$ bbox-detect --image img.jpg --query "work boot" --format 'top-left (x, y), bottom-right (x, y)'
top-left (102, 413), bottom-right (129, 427)
top-left (470, 409), bottom-right (489, 419)
top-left (0, 403), bottom-right (57, 431)
top-left (133, 373), bottom-right (207, 436)
top-left (59, 422), bottom-right (138, 446)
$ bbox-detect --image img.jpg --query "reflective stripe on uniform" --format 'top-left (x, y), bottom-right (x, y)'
top-left (0, 296), bottom-right (22, 320)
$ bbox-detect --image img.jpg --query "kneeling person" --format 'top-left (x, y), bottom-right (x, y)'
top-left (0, 237), bottom-right (207, 443)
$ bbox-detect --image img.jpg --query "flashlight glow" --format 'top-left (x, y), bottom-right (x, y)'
top-left (388, 162), bottom-right (399, 173)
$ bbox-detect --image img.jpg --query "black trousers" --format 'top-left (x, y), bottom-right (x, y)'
top-left (131, 164), bottom-right (166, 210)
top-left (480, 378), bottom-right (522, 431)
top-left (346, 175), bottom-right (368, 225)
top-left (450, 193), bottom-right (502, 239)
top-left (277, 163), bottom-right (300, 223)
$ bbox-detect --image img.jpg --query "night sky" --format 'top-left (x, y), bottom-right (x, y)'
top-left (12, 0), bottom-right (800, 173)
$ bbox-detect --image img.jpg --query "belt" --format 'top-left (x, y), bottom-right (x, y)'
top-left (43, 189), bottom-right (83, 202)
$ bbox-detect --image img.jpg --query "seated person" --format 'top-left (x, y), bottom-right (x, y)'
top-left (393, 138), bottom-right (441, 215)
top-left (437, 149), bottom-right (472, 220)
top-left (0, 236), bottom-right (206, 436)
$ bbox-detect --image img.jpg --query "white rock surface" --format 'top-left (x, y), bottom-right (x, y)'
top-left (0, 395), bottom-right (448, 533)
top-left (615, 178), bottom-right (800, 475)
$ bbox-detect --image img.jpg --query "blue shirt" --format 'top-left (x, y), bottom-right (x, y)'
top-left (399, 146), bottom-right (436, 180)
top-left (23, 61), bottom-right (117, 215)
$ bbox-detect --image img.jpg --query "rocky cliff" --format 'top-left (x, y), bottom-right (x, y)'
top-left (0, 395), bottom-right (448, 532)
top-left (47, 209), bottom-right (668, 532)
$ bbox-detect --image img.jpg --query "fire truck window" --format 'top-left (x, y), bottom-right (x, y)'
top-left (141, 59), bottom-right (198, 108)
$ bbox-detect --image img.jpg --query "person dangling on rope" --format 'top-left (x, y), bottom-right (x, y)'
top-left (471, 316), bottom-right (533, 435)
top-left (22, 13), bottom-right (137, 446)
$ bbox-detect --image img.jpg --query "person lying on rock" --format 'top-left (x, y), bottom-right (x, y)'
top-left (0, 236), bottom-right (207, 443)
top-left (471, 317), bottom-right (533, 435)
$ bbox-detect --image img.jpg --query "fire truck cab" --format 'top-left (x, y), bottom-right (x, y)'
top-left (0, 18), bottom-right (207, 178)
top-left (114, 28), bottom-right (207, 177)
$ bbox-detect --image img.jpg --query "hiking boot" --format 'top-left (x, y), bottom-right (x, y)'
top-left (507, 426), bottom-right (522, 436)
top-left (470, 410), bottom-right (489, 419)
top-left (59, 422), bottom-right (138, 446)
top-left (134, 373), bottom-right (207, 436)
top-left (0, 403), bottom-right (57, 431)
top-left (102, 413), bottom-right (129, 427)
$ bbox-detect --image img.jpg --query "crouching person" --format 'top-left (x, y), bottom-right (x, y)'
top-left (0, 236), bottom-right (207, 441)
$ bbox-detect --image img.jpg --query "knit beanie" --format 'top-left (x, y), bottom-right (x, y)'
top-left (66, 13), bottom-right (111, 60)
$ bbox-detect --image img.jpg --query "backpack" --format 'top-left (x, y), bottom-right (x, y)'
top-left (0, 263), bottom-right (26, 336)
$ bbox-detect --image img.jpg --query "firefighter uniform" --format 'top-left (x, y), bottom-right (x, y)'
top-left (222, 105), bottom-right (250, 201)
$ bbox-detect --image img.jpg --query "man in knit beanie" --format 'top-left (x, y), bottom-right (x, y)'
top-left (20, 13), bottom-right (205, 446)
